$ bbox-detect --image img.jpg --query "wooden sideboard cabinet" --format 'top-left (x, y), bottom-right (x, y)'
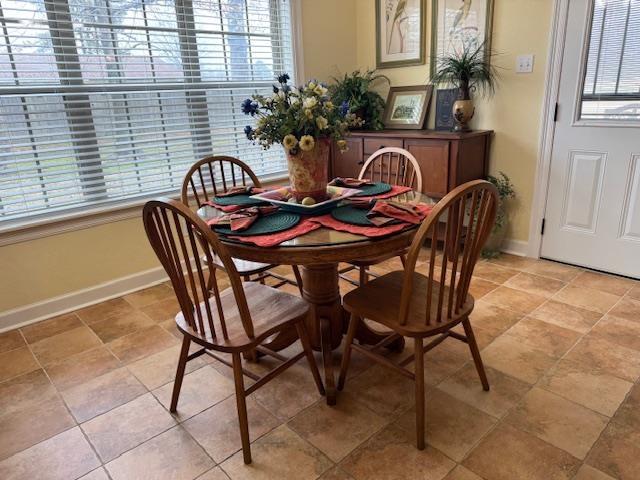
top-left (330, 129), bottom-right (493, 198)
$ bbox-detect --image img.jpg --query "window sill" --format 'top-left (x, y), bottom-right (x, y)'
top-left (0, 172), bottom-right (289, 247)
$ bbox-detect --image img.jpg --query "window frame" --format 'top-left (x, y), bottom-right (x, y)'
top-left (573, 0), bottom-right (640, 127)
top-left (0, 0), bottom-right (300, 241)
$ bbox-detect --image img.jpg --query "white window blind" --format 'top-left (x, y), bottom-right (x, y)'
top-left (581, 0), bottom-right (640, 120)
top-left (0, 0), bottom-right (293, 223)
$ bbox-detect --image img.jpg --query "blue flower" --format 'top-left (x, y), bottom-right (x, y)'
top-left (244, 125), bottom-right (254, 139)
top-left (340, 100), bottom-right (350, 117)
top-left (277, 73), bottom-right (290, 84)
top-left (241, 98), bottom-right (258, 116)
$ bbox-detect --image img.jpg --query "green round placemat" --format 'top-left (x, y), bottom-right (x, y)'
top-left (213, 211), bottom-right (301, 236)
top-left (353, 182), bottom-right (392, 197)
top-left (331, 205), bottom-right (375, 226)
top-left (213, 194), bottom-right (269, 206)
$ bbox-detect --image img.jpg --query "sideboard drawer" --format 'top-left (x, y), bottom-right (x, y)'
top-left (363, 137), bottom-right (403, 155)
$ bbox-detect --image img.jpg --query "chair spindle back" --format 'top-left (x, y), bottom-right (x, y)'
top-left (142, 198), bottom-right (255, 340)
top-left (399, 180), bottom-right (498, 326)
top-left (181, 155), bottom-right (261, 209)
top-left (358, 147), bottom-right (423, 192)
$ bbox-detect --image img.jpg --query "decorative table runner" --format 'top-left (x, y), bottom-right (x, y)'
top-left (227, 218), bottom-right (321, 247)
top-left (310, 203), bottom-right (433, 238)
top-left (206, 182), bottom-right (428, 247)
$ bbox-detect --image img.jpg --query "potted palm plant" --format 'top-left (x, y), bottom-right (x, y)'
top-left (430, 42), bottom-right (498, 131)
top-left (329, 70), bottom-right (389, 130)
top-left (482, 171), bottom-right (516, 258)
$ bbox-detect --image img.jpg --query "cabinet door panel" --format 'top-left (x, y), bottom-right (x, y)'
top-left (363, 137), bottom-right (404, 155)
top-left (331, 138), bottom-right (364, 178)
top-left (404, 139), bottom-right (450, 197)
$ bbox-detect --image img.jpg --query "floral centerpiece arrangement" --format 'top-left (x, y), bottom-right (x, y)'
top-left (242, 73), bottom-right (362, 202)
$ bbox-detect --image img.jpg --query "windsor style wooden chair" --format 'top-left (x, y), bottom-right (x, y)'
top-left (142, 198), bottom-right (324, 464)
top-left (181, 155), bottom-right (303, 291)
top-left (337, 180), bottom-right (498, 450)
top-left (340, 147), bottom-right (423, 286)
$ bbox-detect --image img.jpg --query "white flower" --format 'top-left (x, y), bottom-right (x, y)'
top-left (304, 109), bottom-right (313, 119)
top-left (283, 134), bottom-right (298, 151)
top-left (299, 135), bottom-right (315, 151)
top-left (316, 116), bottom-right (328, 130)
top-left (302, 97), bottom-right (317, 110)
top-left (307, 81), bottom-right (317, 90)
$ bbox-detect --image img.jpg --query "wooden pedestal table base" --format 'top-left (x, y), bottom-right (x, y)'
top-left (300, 264), bottom-right (405, 404)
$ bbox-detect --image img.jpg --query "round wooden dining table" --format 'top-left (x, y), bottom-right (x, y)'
top-left (198, 190), bottom-right (434, 404)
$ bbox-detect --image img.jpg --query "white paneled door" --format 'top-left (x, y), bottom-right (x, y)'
top-left (542, 0), bottom-right (640, 278)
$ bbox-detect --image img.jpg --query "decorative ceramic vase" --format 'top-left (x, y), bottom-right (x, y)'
top-left (286, 138), bottom-right (330, 202)
top-left (481, 204), bottom-right (507, 258)
top-left (452, 99), bottom-right (475, 132)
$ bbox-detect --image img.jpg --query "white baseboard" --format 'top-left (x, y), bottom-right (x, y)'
top-left (501, 238), bottom-right (529, 257)
top-left (0, 267), bottom-right (169, 333)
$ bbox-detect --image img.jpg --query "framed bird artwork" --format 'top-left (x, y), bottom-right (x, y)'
top-left (430, 0), bottom-right (494, 77)
top-left (376, 0), bottom-right (426, 68)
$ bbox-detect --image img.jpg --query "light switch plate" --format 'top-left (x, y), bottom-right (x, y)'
top-left (516, 54), bottom-right (534, 73)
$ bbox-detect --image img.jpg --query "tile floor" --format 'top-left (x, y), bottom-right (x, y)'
top-left (0, 253), bottom-right (639, 479)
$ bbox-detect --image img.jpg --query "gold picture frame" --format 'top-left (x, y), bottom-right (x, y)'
top-left (376, 0), bottom-right (426, 69)
top-left (429, 0), bottom-right (495, 77)
top-left (383, 85), bottom-right (433, 129)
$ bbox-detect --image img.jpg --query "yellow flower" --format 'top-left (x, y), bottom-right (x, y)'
top-left (336, 139), bottom-right (347, 151)
top-left (314, 84), bottom-right (328, 96)
top-left (283, 134), bottom-right (298, 151)
top-left (316, 116), bottom-right (328, 130)
top-left (304, 109), bottom-right (313, 119)
top-left (302, 97), bottom-right (317, 110)
top-left (299, 135), bottom-right (315, 151)
top-left (325, 101), bottom-right (334, 110)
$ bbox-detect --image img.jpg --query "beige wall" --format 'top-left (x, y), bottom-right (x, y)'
top-left (0, 219), bottom-right (158, 312)
top-left (355, 0), bottom-right (553, 243)
top-left (0, 0), bottom-right (553, 315)
top-left (299, 0), bottom-right (358, 81)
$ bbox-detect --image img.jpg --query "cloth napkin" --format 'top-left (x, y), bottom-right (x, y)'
top-left (328, 177), bottom-right (374, 188)
top-left (366, 200), bottom-right (426, 226)
top-left (214, 185), bottom-right (264, 198)
top-left (207, 205), bottom-right (278, 231)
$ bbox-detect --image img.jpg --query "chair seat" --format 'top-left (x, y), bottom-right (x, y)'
top-left (343, 271), bottom-right (474, 337)
top-left (206, 253), bottom-right (273, 276)
top-left (176, 282), bottom-right (308, 351)
top-left (231, 257), bottom-right (274, 276)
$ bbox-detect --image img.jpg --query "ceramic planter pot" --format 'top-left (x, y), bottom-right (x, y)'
top-left (286, 138), bottom-right (330, 202)
top-left (482, 205), bottom-right (507, 257)
top-left (452, 99), bottom-right (475, 132)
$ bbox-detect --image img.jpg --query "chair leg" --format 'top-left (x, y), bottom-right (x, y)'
top-left (170, 336), bottom-right (191, 413)
top-left (337, 313), bottom-right (360, 391)
top-left (358, 266), bottom-right (368, 285)
top-left (400, 254), bottom-right (407, 268)
top-left (414, 337), bottom-right (425, 450)
top-left (462, 318), bottom-right (490, 391)
top-left (242, 274), bottom-right (251, 282)
top-left (231, 352), bottom-right (252, 464)
top-left (295, 321), bottom-right (325, 396)
top-left (292, 265), bottom-right (304, 296)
